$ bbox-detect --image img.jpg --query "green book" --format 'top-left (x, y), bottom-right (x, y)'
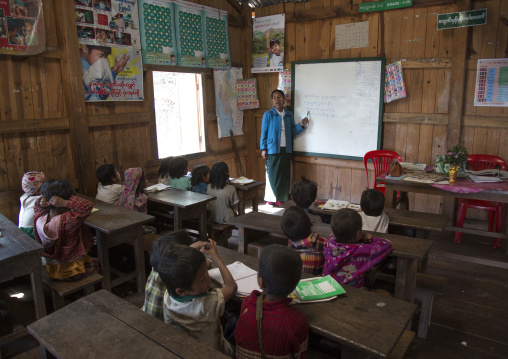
top-left (294, 275), bottom-right (346, 301)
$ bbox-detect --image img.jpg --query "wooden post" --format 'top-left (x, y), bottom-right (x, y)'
top-left (54, 1), bottom-right (96, 195)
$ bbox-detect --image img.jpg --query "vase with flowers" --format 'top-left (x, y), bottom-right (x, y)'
top-left (444, 141), bottom-right (469, 182)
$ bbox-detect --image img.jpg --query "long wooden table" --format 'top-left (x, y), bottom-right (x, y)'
top-left (233, 181), bottom-right (265, 215)
top-left (228, 211), bottom-right (433, 303)
top-left (81, 195), bottom-right (154, 293)
top-left (377, 173), bottom-right (508, 253)
top-left (0, 213), bottom-right (46, 348)
top-left (27, 290), bottom-right (230, 359)
top-left (216, 246), bottom-right (416, 358)
top-left (147, 188), bottom-right (215, 241)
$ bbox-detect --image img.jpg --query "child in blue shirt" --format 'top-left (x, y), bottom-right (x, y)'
top-left (190, 165), bottom-right (210, 194)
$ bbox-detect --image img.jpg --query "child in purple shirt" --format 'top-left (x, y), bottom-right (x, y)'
top-left (323, 208), bottom-right (392, 288)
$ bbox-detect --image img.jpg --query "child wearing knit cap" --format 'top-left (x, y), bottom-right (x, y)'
top-left (19, 171), bottom-right (46, 238)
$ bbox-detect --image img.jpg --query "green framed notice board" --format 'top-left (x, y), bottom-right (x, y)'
top-left (291, 57), bottom-right (385, 160)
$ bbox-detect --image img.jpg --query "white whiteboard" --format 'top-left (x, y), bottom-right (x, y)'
top-left (292, 58), bottom-right (384, 160)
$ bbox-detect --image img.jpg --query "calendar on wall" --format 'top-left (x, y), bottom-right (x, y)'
top-left (335, 21), bottom-right (369, 50)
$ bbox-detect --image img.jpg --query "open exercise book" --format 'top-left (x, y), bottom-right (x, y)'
top-left (321, 200), bottom-right (360, 211)
top-left (208, 261), bottom-right (261, 296)
top-left (144, 183), bottom-right (171, 192)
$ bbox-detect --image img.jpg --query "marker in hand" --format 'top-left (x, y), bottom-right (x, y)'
top-left (301, 111), bottom-right (310, 127)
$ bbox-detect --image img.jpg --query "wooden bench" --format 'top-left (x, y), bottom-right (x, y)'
top-left (247, 235), bottom-right (287, 258)
top-left (184, 219), bottom-right (234, 247)
top-left (387, 330), bottom-right (415, 359)
top-left (414, 273), bottom-right (447, 339)
top-left (42, 271), bottom-right (103, 310)
top-left (385, 208), bottom-right (448, 238)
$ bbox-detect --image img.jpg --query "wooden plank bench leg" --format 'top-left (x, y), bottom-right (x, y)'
top-left (417, 290), bottom-right (434, 339)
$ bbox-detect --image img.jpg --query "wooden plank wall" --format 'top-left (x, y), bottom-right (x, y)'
top-left (0, 0), bottom-right (250, 223)
top-left (250, 0), bottom-right (508, 215)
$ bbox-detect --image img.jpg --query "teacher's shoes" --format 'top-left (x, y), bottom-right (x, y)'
top-left (267, 201), bottom-right (282, 207)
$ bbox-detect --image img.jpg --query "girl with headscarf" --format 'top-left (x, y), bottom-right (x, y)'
top-left (114, 168), bottom-right (148, 213)
top-left (19, 171), bottom-right (46, 238)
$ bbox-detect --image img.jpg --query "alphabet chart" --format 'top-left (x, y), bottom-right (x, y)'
top-left (236, 79), bottom-right (260, 110)
top-left (384, 61), bottom-right (407, 103)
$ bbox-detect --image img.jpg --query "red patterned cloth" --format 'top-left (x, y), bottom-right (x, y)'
top-left (288, 233), bottom-right (327, 276)
top-left (235, 290), bottom-right (309, 359)
top-left (34, 196), bottom-right (94, 263)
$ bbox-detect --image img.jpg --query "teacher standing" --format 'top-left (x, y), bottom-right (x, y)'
top-left (260, 89), bottom-right (309, 206)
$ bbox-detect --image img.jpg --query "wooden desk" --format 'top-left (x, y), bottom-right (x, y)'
top-left (27, 290), bottom-right (230, 359)
top-left (216, 246), bottom-right (416, 358)
top-left (228, 212), bottom-right (433, 303)
top-left (81, 196), bottom-right (154, 293)
top-left (377, 174), bottom-right (508, 252)
top-left (0, 213), bottom-right (46, 346)
top-left (233, 181), bottom-right (265, 215)
top-left (147, 188), bottom-right (215, 241)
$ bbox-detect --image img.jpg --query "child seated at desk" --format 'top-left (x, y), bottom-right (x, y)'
top-left (167, 156), bottom-right (191, 190)
top-left (34, 180), bottom-right (98, 281)
top-left (158, 239), bottom-right (237, 356)
top-left (190, 165), bottom-right (210, 194)
top-left (143, 231), bottom-right (211, 321)
top-left (115, 167), bottom-right (148, 213)
top-left (157, 156), bottom-right (173, 184)
top-left (206, 161), bottom-right (239, 224)
top-left (281, 206), bottom-right (327, 275)
top-left (291, 176), bottom-right (323, 223)
top-left (360, 189), bottom-right (389, 233)
top-left (235, 244), bottom-right (309, 359)
top-left (19, 171), bottom-right (45, 238)
top-left (95, 163), bottom-right (123, 204)
top-left (324, 208), bottom-right (392, 288)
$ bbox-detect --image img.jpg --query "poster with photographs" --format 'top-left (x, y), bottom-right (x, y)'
top-left (139, 0), bottom-right (177, 66)
top-left (75, 0), bottom-right (143, 102)
top-left (75, 0), bottom-right (140, 49)
top-left (0, 0), bottom-right (46, 56)
top-left (252, 14), bottom-right (284, 73)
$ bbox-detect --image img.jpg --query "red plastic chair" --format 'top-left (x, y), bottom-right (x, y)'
top-left (363, 150), bottom-right (409, 209)
top-left (455, 154), bottom-right (507, 248)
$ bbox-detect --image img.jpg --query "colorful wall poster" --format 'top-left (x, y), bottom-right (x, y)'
top-left (174, 1), bottom-right (206, 68)
top-left (474, 58), bottom-right (508, 107)
top-left (335, 21), bottom-right (369, 50)
top-left (214, 68), bottom-right (243, 138)
top-left (384, 61), bottom-right (407, 103)
top-left (252, 14), bottom-right (284, 73)
top-left (236, 78), bottom-right (260, 110)
top-left (203, 7), bottom-right (230, 70)
top-left (139, 0), bottom-right (177, 66)
top-left (278, 71), bottom-right (292, 100)
top-left (75, 0), bottom-right (140, 50)
top-left (0, 0), bottom-right (46, 56)
top-left (79, 45), bottom-right (143, 101)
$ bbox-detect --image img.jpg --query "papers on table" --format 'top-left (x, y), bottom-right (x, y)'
top-left (468, 175), bottom-right (502, 183)
top-left (322, 200), bottom-right (350, 210)
top-left (401, 172), bottom-right (447, 184)
top-left (399, 162), bottom-right (427, 171)
top-left (466, 169), bottom-right (508, 182)
top-left (208, 261), bottom-right (260, 296)
top-left (230, 177), bottom-right (255, 185)
top-left (144, 183), bottom-right (171, 193)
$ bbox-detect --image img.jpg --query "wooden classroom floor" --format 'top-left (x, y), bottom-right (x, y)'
top-left (1, 204), bottom-right (508, 358)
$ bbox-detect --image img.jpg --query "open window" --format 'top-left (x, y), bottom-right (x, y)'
top-left (153, 71), bottom-right (206, 158)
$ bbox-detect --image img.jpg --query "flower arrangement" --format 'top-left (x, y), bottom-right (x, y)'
top-left (444, 141), bottom-right (469, 166)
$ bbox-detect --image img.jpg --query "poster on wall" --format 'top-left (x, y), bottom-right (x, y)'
top-left (384, 61), bottom-right (407, 103)
top-left (0, 0), bottom-right (46, 56)
top-left (203, 7), bottom-right (230, 70)
top-left (174, 1), bottom-right (206, 68)
top-left (474, 58), bottom-right (508, 107)
top-left (236, 78), bottom-right (260, 110)
top-left (75, 0), bottom-right (143, 102)
top-left (277, 71), bottom-right (291, 100)
top-left (252, 14), bottom-right (284, 73)
top-left (139, 0), bottom-right (177, 66)
top-left (214, 68), bottom-right (243, 138)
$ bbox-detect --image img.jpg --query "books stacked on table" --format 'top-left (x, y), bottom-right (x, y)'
top-left (291, 276), bottom-right (346, 304)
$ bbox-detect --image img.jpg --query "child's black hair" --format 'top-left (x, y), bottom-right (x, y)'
top-left (150, 230), bottom-right (193, 268)
top-left (191, 165), bottom-right (210, 187)
top-left (169, 156), bottom-right (188, 179)
top-left (86, 44), bottom-right (112, 56)
top-left (41, 180), bottom-right (76, 210)
top-left (269, 38), bottom-right (280, 48)
top-left (360, 189), bottom-right (385, 217)
top-left (96, 164), bottom-right (117, 186)
top-left (330, 208), bottom-right (362, 244)
top-left (157, 156), bottom-right (174, 179)
top-left (281, 206), bottom-right (312, 242)
top-left (209, 161), bottom-right (230, 190)
top-left (156, 244), bottom-right (206, 297)
top-left (291, 176), bottom-right (317, 209)
top-left (259, 244), bottom-right (302, 298)
top-left (271, 89), bottom-right (284, 99)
